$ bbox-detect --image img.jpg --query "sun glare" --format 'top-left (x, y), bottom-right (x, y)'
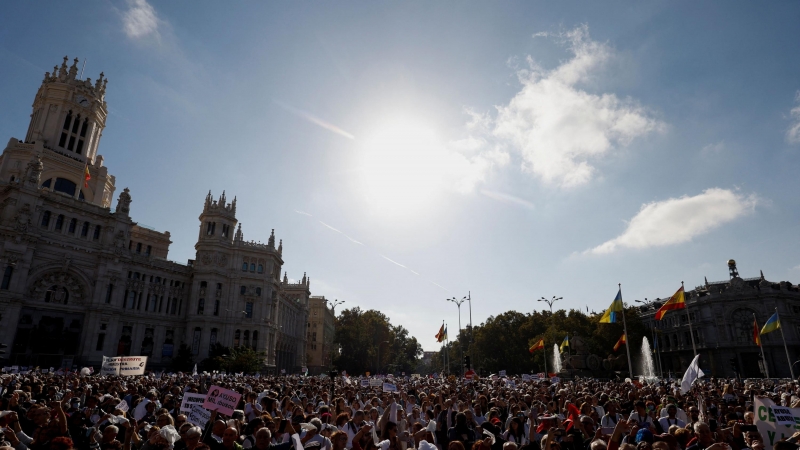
top-left (358, 118), bottom-right (449, 217)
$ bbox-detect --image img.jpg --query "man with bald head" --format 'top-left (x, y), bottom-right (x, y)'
top-left (255, 422), bottom-right (297, 450)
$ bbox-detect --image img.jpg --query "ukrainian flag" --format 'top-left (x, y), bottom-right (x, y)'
top-left (599, 289), bottom-right (624, 323)
top-left (560, 336), bottom-right (569, 352)
top-left (760, 312), bottom-right (780, 335)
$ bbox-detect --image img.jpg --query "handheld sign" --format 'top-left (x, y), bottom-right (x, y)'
top-left (754, 397), bottom-right (800, 450)
top-left (203, 385), bottom-right (242, 416)
top-left (499, 370), bottom-right (507, 377)
top-left (360, 379), bottom-right (370, 387)
top-left (771, 406), bottom-right (795, 426)
top-left (382, 383), bottom-right (397, 393)
top-left (522, 374), bottom-right (532, 382)
top-left (369, 379), bottom-right (382, 388)
top-left (188, 405), bottom-right (212, 427)
top-left (180, 393), bottom-right (208, 413)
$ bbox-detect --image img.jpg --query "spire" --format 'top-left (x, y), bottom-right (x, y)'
top-left (231, 196), bottom-right (237, 215)
top-left (95, 72), bottom-right (104, 91)
top-left (278, 239), bottom-right (282, 254)
top-left (58, 56), bottom-right (68, 80)
top-left (283, 272), bottom-right (288, 283)
top-left (761, 270), bottom-right (765, 280)
top-left (268, 229), bottom-right (275, 247)
top-left (219, 190), bottom-right (226, 207)
top-left (302, 273), bottom-right (306, 284)
top-left (68, 57), bottom-right (79, 80)
top-left (704, 276), bottom-right (708, 286)
top-left (307, 276), bottom-right (310, 288)
top-left (235, 223), bottom-right (243, 241)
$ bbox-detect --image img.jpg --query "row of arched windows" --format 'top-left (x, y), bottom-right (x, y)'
top-left (233, 329), bottom-right (259, 349)
top-left (241, 260), bottom-right (264, 273)
top-left (59, 110), bottom-right (89, 155)
top-left (41, 210), bottom-right (100, 239)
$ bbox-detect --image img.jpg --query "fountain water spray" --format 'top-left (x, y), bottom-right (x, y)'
top-left (640, 337), bottom-right (657, 384)
top-left (552, 344), bottom-right (562, 373)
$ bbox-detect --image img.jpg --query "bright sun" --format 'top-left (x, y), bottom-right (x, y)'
top-left (357, 118), bottom-right (450, 217)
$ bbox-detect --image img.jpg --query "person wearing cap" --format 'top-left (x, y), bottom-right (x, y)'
top-left (301, 419), bottom-right (332, 450)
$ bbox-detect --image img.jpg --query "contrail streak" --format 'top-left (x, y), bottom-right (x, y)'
top-left (381, 255), bottom-right (407, 269)
top-left (274, 100), bottom-right (355, 140)
top-left (480, 189), bottom-right (535, 210)
top-left (294, 210), bottom-right (313, 217)
top-left (319, 221), bottom-right (341, 233)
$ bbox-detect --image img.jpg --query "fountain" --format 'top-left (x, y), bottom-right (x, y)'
top-left (639, 337), bottom-right (658, 384)
top-left (552, 344), bottom-right (562, 373)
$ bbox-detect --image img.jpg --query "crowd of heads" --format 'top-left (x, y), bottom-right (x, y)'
top-left (0, 371), bottom-right (797, 450)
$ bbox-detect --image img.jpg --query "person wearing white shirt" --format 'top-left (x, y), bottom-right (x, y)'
top-left (600, 403), bottom-right (623, 430)
top-left (658, 405), bottom-right (686, 431)
top-left (659, 404), bottom-right (688, 424)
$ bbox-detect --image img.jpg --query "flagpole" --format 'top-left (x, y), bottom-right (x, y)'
top-left (543, 341), bottom-right (548, 375)
top-left (620, 283), bottom-right (634, 378)
top-left (754, 313), bottom-right (770, 379)
top-left (446, 323), bottom-right (450, 375)
top-left (776, 307), bottom-right (795, 379)
top-left (683, 281), bottom-right (698, 356)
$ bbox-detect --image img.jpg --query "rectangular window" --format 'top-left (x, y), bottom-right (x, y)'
top-left (105, 284), bottom-right (114, 304)
top-left (192, 328), bottom-right (201, 355)
top-left (128, 291), bottom-right (136, 309)
top-left (158, 296), bottom-right (164, 313)
top-left (240, 285), bottom-right (246, 295)
top-left (93, 225), bottom-right (101, 240)
top-left (96, 333), bottom-right (105, 351)
top-left (213, 300), bottom-right (220, 316)
top-left (81, 222), bottom-right (89, 237)
top-left (41, 211), bottom-right (51, 227)
top-left (197, 298), bottom-right (205, 315)
top-left (245, 302), bottom-right (253, 318)
top-left (171, 298), bottom-right (178, 314)
top-left (1, 266), bottom-right (13, 290)
top-left (136, 243), bottom-right (142, 254)
top-left (146, 245), bottom-right (152, 256)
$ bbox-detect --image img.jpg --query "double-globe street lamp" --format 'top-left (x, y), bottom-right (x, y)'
top-left (325, 299), bottom-right (344, 370)
top-left (446, 297), bottom-right (467, 375)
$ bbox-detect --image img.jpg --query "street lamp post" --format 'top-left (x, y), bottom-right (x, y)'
top-left (447, 297), bottom-right (467, 376)
top-left (325, 299), bottom-right (344, 370)
top-left (538, 296), bottom-right (562, 314)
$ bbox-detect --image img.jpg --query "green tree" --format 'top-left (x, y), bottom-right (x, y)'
top-left (171, 343), bottom-right (195, 372)
top-left (218, 346), bottom-right (266, 374)
top-left (199, 343), bottom-right (230, 372)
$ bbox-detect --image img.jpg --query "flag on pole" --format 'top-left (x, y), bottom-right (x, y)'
top-left (760, 312), bottom-right (780, 335)
top-left (599, 289), bottom-right (624, 323)
top-left (654, 286), bottom-right (686, 320)
top-left (680, 354), bottom-right (705, 394)
top-left (84, 165), bottom-right (91, 188)
top-left (613, 334), bottom-right (626, 352)
top-left (560, 336), bottom-right (569, 352)
top-left (753, 317), bottom-right (761, 346)
top-left (435, 324), bottom-right (445, 342)
top-left (443, 325), bottom-right (448, 341)
top-left (529, 339), bottom-right (545, 353)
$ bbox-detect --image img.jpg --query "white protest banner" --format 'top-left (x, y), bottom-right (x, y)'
top-left (181, 393), bottom-right (207, 413)
top-left (101, 357), bottom-right (119, 376)
top-left (203, 385), bottom-right (242, 416)
top-left (754, 396), bottom-right (800, 450)
top-left (382, 383), bottom-right (397, 393)
top-left (188, 405), bottom-right (212, 427)
top-left (119, 357), bottom-right (148, 376)
top-left (360, 379), bottom-right (370, 387)
top-left (369, 379), bottom-right (382, 387)
top-left (498, 370), bottom-right (507, 377)
top-left (101, 356), bottom-right (148, 376)
top-left (116, 400), bottom-right (129, 412)
top-left (771, 406), bottom-right (796, 426)
top-left (522, 374), bottom-right (532, 382)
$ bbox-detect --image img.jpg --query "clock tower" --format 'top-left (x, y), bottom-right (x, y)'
top-left (0, 56), bottom-right (115, 207)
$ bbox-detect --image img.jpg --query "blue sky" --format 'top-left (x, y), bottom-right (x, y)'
top-left (2, 2), bottom-right (800, 350)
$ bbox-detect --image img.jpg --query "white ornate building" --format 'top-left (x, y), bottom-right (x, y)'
top-left (0, 57), bottom-right (310, 372)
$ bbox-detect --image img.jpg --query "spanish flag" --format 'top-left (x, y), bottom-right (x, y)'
top-left (613, 334), bottom-right (626, 352)
top-left (654, 286), bottom-right (686, 320)
top-left (760, 312), bottom-right (780, 335)
top-left (599, 289), bottom-right (624, 323)
top-left (84, 165), bottom-right (91, 188)
top-left (560, 336), bottom-right (569, 352)
top-left (435, 324), bottom-right (445, 342)
top-left (753, 317), bottom-right (761, 346)
top-left (529, 339), bottom-right (545, 353)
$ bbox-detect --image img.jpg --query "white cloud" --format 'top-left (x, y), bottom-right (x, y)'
top-left (586, 188), bottom-right (758, 255)
top-left (490, 25), bottom-right (664, 188)
top-left (788, 91), bottom-right (800, 144)
top-left (122, 0), bottom-right (161, 41)
top-left (701, 140), bottom-right (725, 155)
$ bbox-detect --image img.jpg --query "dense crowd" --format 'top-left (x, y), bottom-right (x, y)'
top-left (0, 372), bottom-right (798, 450)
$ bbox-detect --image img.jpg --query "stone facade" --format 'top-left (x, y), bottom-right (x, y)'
top-left (306, 296), bottom-right (335, 375)
top-left (639, 260), bottom-right (800, 378)
top-left (0, 57), bottom-right (310, 372)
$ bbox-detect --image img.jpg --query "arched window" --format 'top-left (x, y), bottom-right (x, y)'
top-left (68, 218), bottom-right (77, 234)
top-left (234, 330), bottom-right (241, 348)
top-left (44, 285), bottom-right (69, 304)
top-left (242, 262), bottom-right (248, 271)
top-left (252, 331), bottom-right (258, 350)
top-left (53, 178), bottom-right (77, 196)
top-left (250, 263), bottom-right (256, 272)
top-left (40, 178), bottom-right (52, 189)
top-left (55, 214), bottom-right (64, 231)
top-left (243, 330), bottom-right (250, 348)
top-left (1, 266), bottom-right (13, 290)
top-left (41, 211), bottom-right (51, 227)
top-left (257, 264), bottom-right (263, 273)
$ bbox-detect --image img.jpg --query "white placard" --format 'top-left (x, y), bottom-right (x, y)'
top-left (498, 370), bottom-right (506, 377)
top-left (753, 397), bottom-right (800, 450)
top-left (187, 404), bottom-right (212, 427)
top-left (382, 383), bottom-right (397, 392)
top-left (771, 405), bottom-right (796, 426)
top-left (180, 393), bottom-right (207, 413)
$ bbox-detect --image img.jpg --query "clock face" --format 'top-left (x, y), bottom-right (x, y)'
top-left (76, 95), bottom-right (90, 107)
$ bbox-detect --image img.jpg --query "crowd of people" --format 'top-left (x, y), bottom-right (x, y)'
top-left (0, 371), bottom-right (797, 450)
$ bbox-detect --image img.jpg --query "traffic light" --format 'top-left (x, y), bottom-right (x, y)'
top-left (464, 355), bottom-right (471, 369)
